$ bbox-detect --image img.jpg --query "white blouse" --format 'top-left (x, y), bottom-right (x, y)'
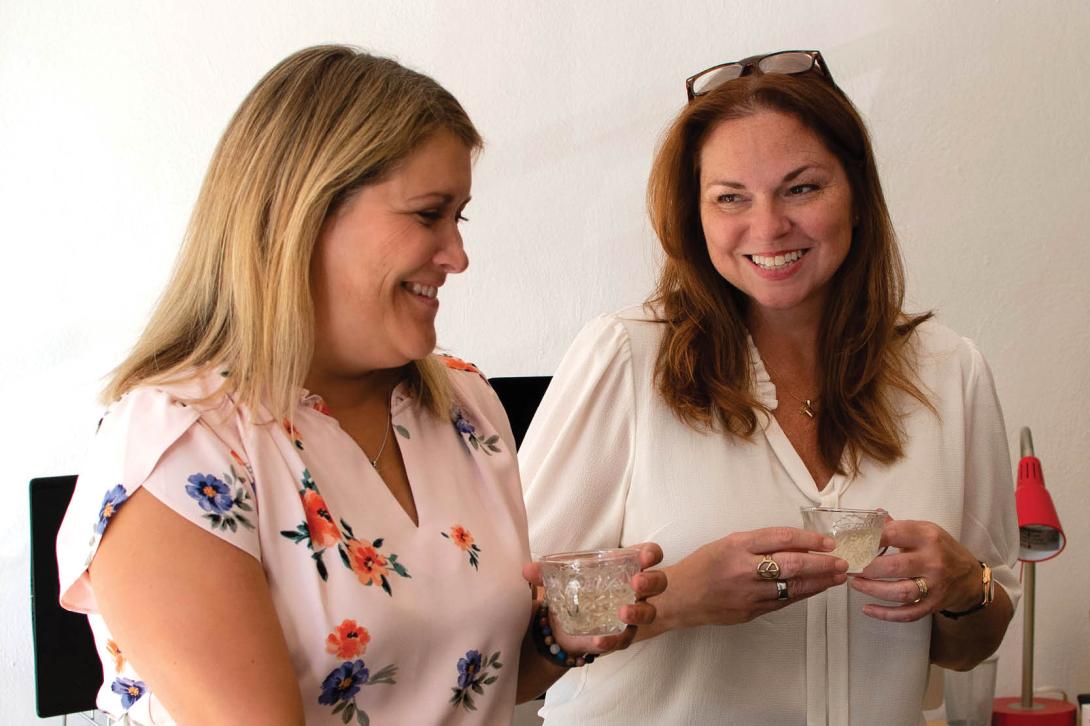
top-left (521, 305), bottom-right (1020, 726)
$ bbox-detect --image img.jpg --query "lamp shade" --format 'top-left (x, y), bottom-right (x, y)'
top-left (1015, 455), bottom-right (1065, 562)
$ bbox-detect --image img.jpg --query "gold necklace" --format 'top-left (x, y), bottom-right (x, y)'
top-left (760, 358), bottom-right (820, 420)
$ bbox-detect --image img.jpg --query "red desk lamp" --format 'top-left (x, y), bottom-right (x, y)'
top-left (993, 427), bottom-right (1074, 724)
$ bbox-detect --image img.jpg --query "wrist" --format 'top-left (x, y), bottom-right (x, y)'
top-left (531, 603), bottom-right (597, 669)
top-left (940, 561), bottom-right (994, 620)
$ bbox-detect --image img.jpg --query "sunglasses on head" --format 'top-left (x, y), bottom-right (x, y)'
top-left (685, 50), bottom-right (837, 102)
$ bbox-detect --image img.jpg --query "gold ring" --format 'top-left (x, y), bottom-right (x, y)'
top-left (911, 576), bottom-right (929, 603)
top-left (757, 554), bottom-right (781, 580)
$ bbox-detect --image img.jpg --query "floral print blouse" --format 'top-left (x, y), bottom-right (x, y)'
top-left (56, 358), bottom-right (531, 725)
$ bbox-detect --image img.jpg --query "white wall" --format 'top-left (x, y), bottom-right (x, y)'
top-left (3, 1), bottom-right (1088, 721)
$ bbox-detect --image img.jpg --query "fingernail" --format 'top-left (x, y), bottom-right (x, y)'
top-left (823, 537), bottom-right (836, 550)
top-left (836, 559), bottom-right (849, 573)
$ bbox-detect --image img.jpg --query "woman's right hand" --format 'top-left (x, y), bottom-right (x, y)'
top-left (657, 527), bottom-right (849, 630)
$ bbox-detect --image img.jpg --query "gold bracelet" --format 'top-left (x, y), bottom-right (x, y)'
top-left (940, 561), bottom-right (994, 620)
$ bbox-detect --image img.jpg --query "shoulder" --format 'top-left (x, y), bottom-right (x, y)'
top-left (434, 353), bottom-right (506, 425)
top-left (906, 317), bottom-right (992, 390)
top-left (95, 371), bottom-right (242, 485)
top-left (563, 304), bottom-right (665, 372)
top-left (429, 353), bottom-right (524, 458)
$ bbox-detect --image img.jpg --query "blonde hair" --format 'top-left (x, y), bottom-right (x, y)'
top-left (104, 45), bottom-right (482, 419)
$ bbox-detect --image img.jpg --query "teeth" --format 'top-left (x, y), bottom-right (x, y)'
top-left (751, 249), bottom-right (806, 270)
top-left (405, 282), bottom-right (438, 299)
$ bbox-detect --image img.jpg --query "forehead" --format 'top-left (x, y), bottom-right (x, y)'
top-left (698, 110), bottom-right (840, 177)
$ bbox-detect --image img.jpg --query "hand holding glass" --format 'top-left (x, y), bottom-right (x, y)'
top-left (800, 507), bottom-right (889, 573)
top-left (538, 548), bottom-right (641, 636)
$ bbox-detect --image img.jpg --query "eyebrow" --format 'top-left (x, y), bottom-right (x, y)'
top-left (406, 192), bottom-right (453, 203)
top-left (705, 164), bottom-right (820, 189)
top-left (405, 192), bottom-right (472, 205)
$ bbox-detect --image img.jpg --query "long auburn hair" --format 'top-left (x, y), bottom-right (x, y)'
top-left (647, 71), bottom-right (932, 474)
top-left (104, 45), bottom-right (482, 419)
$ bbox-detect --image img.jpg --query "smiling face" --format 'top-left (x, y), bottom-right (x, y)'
top-left (309, 130), bottom-right (472, 378)
top-left (698, 109), bottom-right (854, 322)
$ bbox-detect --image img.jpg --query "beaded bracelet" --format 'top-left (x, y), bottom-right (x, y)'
top-left (531, 602), bottom-right (597, 668)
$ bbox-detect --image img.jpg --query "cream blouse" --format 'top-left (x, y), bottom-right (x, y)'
top-left (521, 305), bottom-right (1020, 726)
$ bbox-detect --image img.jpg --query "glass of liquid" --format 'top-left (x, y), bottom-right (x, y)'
top-left (538, 548), bottom-right (640, 636)
top-left (800, 506), bottom-right (890, 574)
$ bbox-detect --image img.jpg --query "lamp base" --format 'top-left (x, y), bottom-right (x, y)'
top-left (992, 696), bottom-right (1076, 725)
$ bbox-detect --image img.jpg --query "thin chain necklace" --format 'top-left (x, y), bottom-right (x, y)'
top-left (760, 357), bottom-right (820, 420)
top-left (369, 410), bottom-right (392, 468)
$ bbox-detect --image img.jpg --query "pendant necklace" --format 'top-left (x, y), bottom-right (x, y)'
top-left (761, 358), bottom-right (820, 420)
top-left (369, 410), bottom-right (392, 468)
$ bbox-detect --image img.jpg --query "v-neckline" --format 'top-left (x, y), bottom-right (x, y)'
top-left (763, 411), bottom-right (847, 504)
top-left (322, 384), bottom-right (424, 531)
top-left (746, 334), bottom-right (850, 505)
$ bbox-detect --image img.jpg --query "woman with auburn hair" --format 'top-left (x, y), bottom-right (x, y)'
top-left (56, 45), bottom-right (664, 725)
top-left (521, 50), bottom-right (1018, 724)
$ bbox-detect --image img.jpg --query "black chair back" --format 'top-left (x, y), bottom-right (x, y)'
top-left (29, 475), bottom-right (102, 717)
top-left (488, 376), bottom-right (552, 449)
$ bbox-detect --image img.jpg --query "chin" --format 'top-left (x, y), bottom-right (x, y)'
top-left (403, 336), bottom-right (438, 363)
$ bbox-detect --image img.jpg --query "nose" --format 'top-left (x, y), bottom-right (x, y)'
top-left (750, 197), bottom-right (792, 242)
top-left (436, 224), bottom-right (469, 274)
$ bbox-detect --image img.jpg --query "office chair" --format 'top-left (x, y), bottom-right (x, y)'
top-left (29, 475), bottom-right (105, 722)
top-left (487, 376), bottom-right (552, 449)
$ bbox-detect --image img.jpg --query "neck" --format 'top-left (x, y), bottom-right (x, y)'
top-left (746, 306), bottom-right (822, 376)
top-left (303, 366), bottom-right (404, 414)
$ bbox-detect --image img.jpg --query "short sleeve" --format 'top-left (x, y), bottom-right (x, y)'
top-left (959, 341), bottom-right (1021, 610)
top-left (57, 386), bottom-right (260, 614)
top-left (520, 314), bottom-right (636, 556)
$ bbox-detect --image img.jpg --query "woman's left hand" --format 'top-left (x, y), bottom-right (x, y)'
top-left (522, 542), bottom-right (667, 656)
top-left (850, 519), bottom-right (982, 622)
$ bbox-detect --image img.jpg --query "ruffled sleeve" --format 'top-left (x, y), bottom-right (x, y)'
top-left (57, 385), bottom-right (261, 615)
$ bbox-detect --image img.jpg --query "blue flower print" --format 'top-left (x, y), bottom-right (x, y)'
top-left (317, 654), bottom-right (397, 725)
top-left (449, 649), bottom-right (502, 711)
top-left (453, 409), bottom-right (476, 436)
top-left (457, 649), bottom-right (483, 689)
top-left (186, 467), bottom-right (255, 533)
top-left (319, 660), bottom-right (369, 705)
top-left (95, 485), bottom-right (129, 535)
top-left (451, 407), bottom-right (502, 456)
top-left (111, 677), bottom-right (146, 709)
top-left (185, 473), bottom-right (233, 514)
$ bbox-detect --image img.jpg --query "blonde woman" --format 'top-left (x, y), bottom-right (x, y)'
top-left (56, 46), bottom-right (664, 725)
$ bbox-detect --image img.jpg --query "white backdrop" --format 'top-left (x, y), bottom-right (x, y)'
top-left (2, 1), bottom-right (1088, 722)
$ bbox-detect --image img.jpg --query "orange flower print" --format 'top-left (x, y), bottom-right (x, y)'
top-left (347, 539), bottom-right (390, 587)
top-left (106, 639), bottom-right (125, 672)
top-left (449, 525), bottom-right (474, 551)
top-left (337, 533), bottom-right (410, 595)
top-left (442, 525), bottom-right (482, 570)
top-left (439, 355), bottom-right (484, 379)
top-left (303, 490), bottom-right (340, 549)
top-left (326, 619), bottom-right (371, 659)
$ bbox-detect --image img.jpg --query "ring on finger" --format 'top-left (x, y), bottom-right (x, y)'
top-left (757, 554), bottom-right (781, 580)
top-left (775, 579), bottom-right (790, 601)
top-left (911, 576), bottom-right (929, 604)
